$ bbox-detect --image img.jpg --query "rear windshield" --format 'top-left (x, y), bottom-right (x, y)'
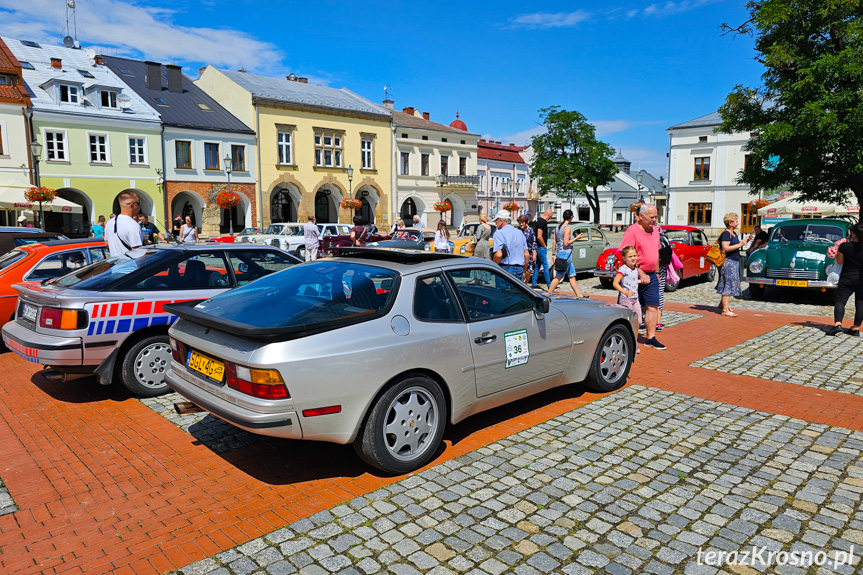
top-left (770, 224), bottom-right (845, 243)
top-left (194, 261), bottom-right (398, 329)
top-left (0, 249), bottom-right (27, 272)
top-left (46, 248), bottom-right (170, 290)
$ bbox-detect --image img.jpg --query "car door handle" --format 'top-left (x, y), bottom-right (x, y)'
top-left (474, 334), bottom-right (497, 344)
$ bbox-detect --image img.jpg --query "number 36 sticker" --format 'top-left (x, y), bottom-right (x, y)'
top-left (504, 329), bottom-right (529, 368)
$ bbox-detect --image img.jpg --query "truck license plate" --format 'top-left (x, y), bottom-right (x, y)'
top-left (775, 279), bottom-right (808, 287)
top-left (187, 350), bottom-right (225, 382)
top-left (22, 303), bottom-right (37, 322)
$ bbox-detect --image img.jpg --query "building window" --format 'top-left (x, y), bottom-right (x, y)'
top-left (441, 138), bottom-right (447, 143)
top-left (88, 134), bottom-right (109, 163)
top-left (744, 154), bottom-right (752, 172)
top-left (421, 135), bottom-right (428, 141)
top-left (361, 138), bottom-right (373, 169)
top-left (314, 132), bottom-right (342, 168)
top-left (440, 156), bottom-right (448, 176)
top-left (400, 152), bottom-right (410, 175)
top-left (128, 137), bottom-right (147, 165)
top-left (45, 131), bottom-right (66, 161)
top-left (698, 136), bottom-right (707, 143)
top-left (176, 141), bottom-right (192, 169)
top-left (694, 157), bottom-right (710, 180)
top-left (277, 132), bottom-right (292, 164)
top-left (0, 75), bottom-right (10, 86)
top-left (59, 84), bottom-right (79, 104)
top-left (741, 203), bottom-right (758, 233)
top-left (688, 203), bottom-right (712, 226)
top-left (459, 157), bottom-right (467, 176)
top-left (204, 143), bottom-right (220, 170)
top-left (421, 154), bottom-right (429, 176)
top-left (101, 90), bottom-right (118, 109)
top-left (231, 145), bottom-right (245, 171)
top-left (0, 125), bottom-right (4, 155)
top-left (401, 133), bottom-right (408, 138)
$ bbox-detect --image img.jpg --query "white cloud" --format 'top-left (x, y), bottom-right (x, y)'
top-left (498, 119), bottom-right (663, 144)
top-left (498, 126), bottom-right (546, 146)
top-left (627, 0), bottom-right (724, 18)
top-left (508, 11), bottom-right (591, 29)
top-left (614, 146), bottom-right (668, 179)
top-left (0, 0), bottom-right (286, 74)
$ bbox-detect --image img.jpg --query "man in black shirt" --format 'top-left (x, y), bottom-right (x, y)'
top-left (531, 209), bottom-right (552, 288)
top-left (140, 214), bottom-right (165, 245)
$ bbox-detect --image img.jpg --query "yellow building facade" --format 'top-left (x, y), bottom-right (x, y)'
top-left (196, 68), bottom-right (392, 228)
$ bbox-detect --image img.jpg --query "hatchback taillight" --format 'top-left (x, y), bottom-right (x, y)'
top-left (169, 337), bottom-right (187, 363)
top-left (225, 362), bottom-right (290, 400)
top-left (39, 307), bottom-right (86, 330)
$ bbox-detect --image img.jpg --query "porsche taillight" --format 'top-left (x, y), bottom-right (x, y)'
top-left (224, 362), bottom-right (289, 400)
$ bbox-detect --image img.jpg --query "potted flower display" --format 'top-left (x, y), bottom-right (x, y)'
top-left (341, 198), bottom-right (362, 219)
top-left (502, 202), bottom-right (519, 212)
top-left (216, 191), bottom-right (241, 235)
top-left (748, 198), bottom-right (769, 210)
top-left (25, 186), bottom-right (56, 228)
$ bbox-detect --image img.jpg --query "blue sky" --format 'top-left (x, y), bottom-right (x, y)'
top-left (0, 0), bottom-right (764, 177)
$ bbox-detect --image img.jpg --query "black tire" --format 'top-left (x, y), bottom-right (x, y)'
top-left (706, 264), bottom-right (717, 282)
top-left (354, 376), bottom-right (447, 474)
top-left (749, 283), bottom-right (766, 300)
top-left (119, 334), bottom-right (172, 397)
top-left (599, 278), bottom-right (614, 290)
top-left (294, 246), bottom-right (305, 259)
top-left (583, 325), bottom-right (634, 393)
top-left (664, 279), bottom-right (680, 292)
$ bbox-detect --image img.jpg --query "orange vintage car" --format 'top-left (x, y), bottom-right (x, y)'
top-left (0, 239), bottom-right (108, 324)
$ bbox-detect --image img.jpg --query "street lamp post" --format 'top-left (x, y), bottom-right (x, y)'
top-left (29, 139), bottom-right (43, 227)
top-left (346, 164), bottom-right (354, 221)
top-left (634, 172), bottom-right (644, 225)
top-left (223, 153), bottom-right (234, 235)
top-left (435, 174), bottom-right (445, 223)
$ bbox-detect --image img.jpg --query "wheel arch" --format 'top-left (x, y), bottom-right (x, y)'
top-left (114, 325), bottom-right (172, 370)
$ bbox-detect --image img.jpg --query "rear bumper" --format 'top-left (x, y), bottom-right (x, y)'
top-left (165, 367), bottom-right (303, 439)
top-left (2, 321), bottom-right (83, 365)
top-left (744, 276), bottom-right (835, 288)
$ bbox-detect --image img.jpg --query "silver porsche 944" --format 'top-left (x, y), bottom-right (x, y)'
top-left (164, 248), bottom-right (638, 474)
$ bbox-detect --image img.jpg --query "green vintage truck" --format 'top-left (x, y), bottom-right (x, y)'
top-left (743, 218), bottom-right (851, 300)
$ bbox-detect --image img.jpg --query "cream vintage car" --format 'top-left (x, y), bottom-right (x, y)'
top-left (164, 248), bottom-right (638, 474)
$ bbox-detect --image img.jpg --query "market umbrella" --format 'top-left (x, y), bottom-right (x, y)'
top-left (757, 193), bottom-right (853, 217)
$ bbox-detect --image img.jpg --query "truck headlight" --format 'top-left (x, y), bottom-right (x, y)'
top-left (749, 260), bottom-right (764, 273)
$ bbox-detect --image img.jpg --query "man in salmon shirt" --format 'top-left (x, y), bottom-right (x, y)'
top-left (621, 204), bottom-right (665, 350)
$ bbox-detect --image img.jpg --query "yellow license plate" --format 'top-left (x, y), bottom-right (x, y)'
top-left (775, 279), bottom-right (808, 287)
top-left (187, 350), bottom-right (225, 382)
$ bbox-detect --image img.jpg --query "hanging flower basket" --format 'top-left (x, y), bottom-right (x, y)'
top-left (433, 201), bottom-right (451, 213)
top-left (216, 191), bottom-right (241, 210)
top-left (630, 201), bottom-right (644, 213)
top-left (341, 198), bottom-right (362, 210)
top-left (502, 202), bottom-right (519, 212)
top-left (25, 186), bottom-right (56, 204)
top-left (748, 198), bottom-right (769, 210)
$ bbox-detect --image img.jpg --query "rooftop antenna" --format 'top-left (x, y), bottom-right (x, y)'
top-left (61, 0), bottom-right (78, 47)
top-left (384, 84), bottom-right (392, 101)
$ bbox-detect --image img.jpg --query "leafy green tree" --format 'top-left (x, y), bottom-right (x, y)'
top-left (718, 0), bottom-right (863, 206)
top-left (530, 107), bottom-right (618, 223)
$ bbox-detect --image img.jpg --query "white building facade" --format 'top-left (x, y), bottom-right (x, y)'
top-left (391, 106), bottom-right (479, 228)
top-left (667, 112), bottom-right (756, 235)
top-left (0, 38), bottom-right (33, 226)
top-left (476, 140), bottom-right (531, 220)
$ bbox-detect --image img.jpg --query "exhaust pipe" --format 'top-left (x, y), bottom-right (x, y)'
top-left (174, 401), bottom-right (204, 415)
top-left (42, 370), bottom-right (92, 382)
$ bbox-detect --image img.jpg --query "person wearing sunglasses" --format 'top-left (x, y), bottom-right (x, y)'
top-left (105, 190), bottom-right (143, 257)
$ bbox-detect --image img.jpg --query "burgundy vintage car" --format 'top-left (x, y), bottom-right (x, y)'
top-left (318, 225), bottom-right (390, 256)
top-left (593, 225), bottom-right (716, 291)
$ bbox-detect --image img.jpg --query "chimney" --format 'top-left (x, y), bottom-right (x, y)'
top-left (50, 58), bottom-right (62, 69)
top-left (94, 55), bottom-right (103, 66)
top-left (382, 98), bottom-right (394, 110)
top-left (198, 66), bottom-right (206, 78)
top-left (509, 143), bottom-right (515, 147)
top-left (145, 61), bottom-right (161, 91)
top-left (297, 77), bottom-right (308, 84)
top-left (422, 112), bottom-right (430, 121)
top-left (286, 74), bottom-right (296, 81)
top-left (237, 67), bottom-right (246, 73)
top-left (402, 106), bottom-right (415, 115)
top-left (166, 64), bottom-right (182, 93)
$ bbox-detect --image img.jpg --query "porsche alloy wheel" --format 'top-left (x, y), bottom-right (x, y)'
top-left (354, 376), bottom-right (446, 474)
top-left (120, 334), bottom-right (171, 397)
top-left (584, 325), bottom-right (634, 393)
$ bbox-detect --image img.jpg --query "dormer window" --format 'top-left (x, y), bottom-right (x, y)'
top-left (59, 84), bottom-right (79, 104)
top-left (101, 90), bottom-right (118, 109)
top-left (0, 75), bottom-right (10, 86)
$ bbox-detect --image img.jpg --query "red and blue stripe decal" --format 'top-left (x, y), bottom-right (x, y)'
top-left (87, 299), bottom-right (196, 336)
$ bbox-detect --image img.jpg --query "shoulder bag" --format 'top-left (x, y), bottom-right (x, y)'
top-left (705, 236), bottom-right (726, 267)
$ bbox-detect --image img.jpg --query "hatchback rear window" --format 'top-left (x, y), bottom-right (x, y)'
top-left (0, 249), bottom-right (27, 272)
top-left (47, 248), bottom-right (170, 290)
top-left (194, 262), bottom-right (398, 328)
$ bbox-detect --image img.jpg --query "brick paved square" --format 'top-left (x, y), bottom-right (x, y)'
top-left (691, 325), bottom-right (863, 395)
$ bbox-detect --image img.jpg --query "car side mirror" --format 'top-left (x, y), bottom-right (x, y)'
top-left (534, 295), bottom-right (550, 314)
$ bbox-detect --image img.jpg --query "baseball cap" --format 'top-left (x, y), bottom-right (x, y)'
top-left (493, 210), bottom-right (511, 221)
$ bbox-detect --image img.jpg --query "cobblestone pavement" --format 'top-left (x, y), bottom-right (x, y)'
top-left (691, 325), bottom-right (863, 397)
top-left (567, 275), bottom-right (851, 318)
top-left (139, 392), bottom-right (262, 453)
top-left (638, 312), bottom-right (702, 335)
top-left (0, 476), bottom-right (16, 517)
top-left (171, 386), bottom-right (863, 575)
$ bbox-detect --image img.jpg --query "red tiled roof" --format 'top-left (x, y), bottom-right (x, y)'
top-left (0, 38), bottom-right (21, 72)
top-left (477, 140), bottom-right (527, 163)
top-left (0, 85), bottom-right (26, 103)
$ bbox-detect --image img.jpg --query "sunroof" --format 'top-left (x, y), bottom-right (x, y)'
top-left (19, 61), bottom-right (34, 70)
top-left (20, 40), bottom-right (41, 48)
top-left (152, 97), bottom-right (169, 106)
top-left (78, 69), bottom-right (94, 78)
top-left (119, 68), bottom-right (133, 76)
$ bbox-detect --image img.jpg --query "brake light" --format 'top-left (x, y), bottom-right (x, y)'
top-left (225, 362), bottom-right (289, 400)
top-left (169, 338), bottom-right (187, 363)
top-left (39, 307), bottom-right (85, 330)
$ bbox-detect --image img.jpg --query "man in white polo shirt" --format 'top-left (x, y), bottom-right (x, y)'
top-left (106, 190), bottom-right (142, 257)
